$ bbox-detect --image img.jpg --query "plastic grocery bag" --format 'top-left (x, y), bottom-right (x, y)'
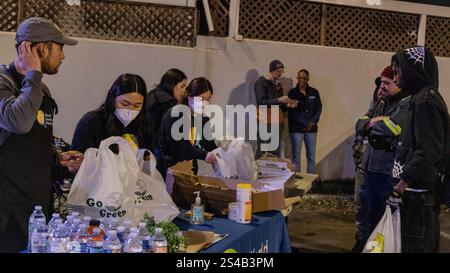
top-left (67, 137), bottom-right (139, 224)
top-left (213, 138), bottom-right (258, 181)
top-left (134, 149), bottom-right (180, 224)
top-left (363, 205), bottom-right (401, 253)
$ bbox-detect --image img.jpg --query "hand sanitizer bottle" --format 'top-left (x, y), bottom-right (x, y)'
top-left (191, 191), bottom-right (204, 225)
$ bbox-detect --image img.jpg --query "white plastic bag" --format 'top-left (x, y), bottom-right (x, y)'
top-left (213, 139), bottom-right (258, 181)
top-left (363, 205), bottom-right (401, 253)
top-left (67, 137), bottom-right (139, 224)
top-left (134, 149), bottom-right (180, 224)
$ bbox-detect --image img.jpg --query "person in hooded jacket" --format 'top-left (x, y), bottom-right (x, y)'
top-left (146, 68), bottom-right (188, 148)
top-left (71, 73), bottom-right (152, 153)
top-left (384, 46), bottom-right (450, 252)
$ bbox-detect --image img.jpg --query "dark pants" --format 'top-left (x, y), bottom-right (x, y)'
top-left (401, 191), bottom-right (440, 253)
top-left (0, 214), bottom-right (28, 253)
top-left (256, 123), bottom-right (282, 158)
top-left (356, 171), bottom-right (394, 247)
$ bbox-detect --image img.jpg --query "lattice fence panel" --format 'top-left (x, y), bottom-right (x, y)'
top-left (20, 0), bottom-right (196, 47)
top-left (324, 4), bottom-right (420, 52)
top-left (0, 0), bottom-right (19, 32)
top-left (239, 0), bottom-right (322, 45)
top-left (209, 0), bottom-right (230, 37)
top-left (426, 16), bottom-right (450, 57)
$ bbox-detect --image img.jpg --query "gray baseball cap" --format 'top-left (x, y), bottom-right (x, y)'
top-left (15, 17), bottom-right (78, 46)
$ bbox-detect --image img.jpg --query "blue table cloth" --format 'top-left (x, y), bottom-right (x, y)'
top-left (174, 210), bottom-right (291, 253)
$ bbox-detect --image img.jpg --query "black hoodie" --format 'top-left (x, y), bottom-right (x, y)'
top-left (146, 88), bottom-right (177, 148)
top-left (389, 46), bottom-right (450, 192)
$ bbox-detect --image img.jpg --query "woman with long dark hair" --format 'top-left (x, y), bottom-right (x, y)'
top-left (158, 77), bottom-right (217, 177)
top-left (71, 73), bottom-right (152, 153)
top-left (146, 68), bottom-right (187, 147)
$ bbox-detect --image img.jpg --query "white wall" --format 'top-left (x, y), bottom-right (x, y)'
top-left (1, 32), bottom-right (449, 179)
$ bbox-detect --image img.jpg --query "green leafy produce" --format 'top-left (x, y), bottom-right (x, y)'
top-left (143, 214), bottom-right (188, 253)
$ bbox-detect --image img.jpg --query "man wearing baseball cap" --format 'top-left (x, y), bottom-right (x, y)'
top-left (0, 17), bottom-right (83, 252)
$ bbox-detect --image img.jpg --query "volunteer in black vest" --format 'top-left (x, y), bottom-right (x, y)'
top-left (0, 17), bottom-right (83, 252)
top-left (71, 73), bottom-right (152, 154)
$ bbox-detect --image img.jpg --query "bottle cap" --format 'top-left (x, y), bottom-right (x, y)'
top-left (89, 219), bottom-right (100, 226)
top-left (34, 206), bottom-right (42, 210)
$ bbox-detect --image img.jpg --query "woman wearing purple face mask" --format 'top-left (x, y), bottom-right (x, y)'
top-left (71, 73), bottom-right (153, 153)
top-left (158, 77), bottom-right (218, 178)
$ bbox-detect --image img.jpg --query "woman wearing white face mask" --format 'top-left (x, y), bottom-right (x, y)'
top-left (158, 77), bottom-right (217, 178)
top-left (71, 73), bottom-right (152, 153)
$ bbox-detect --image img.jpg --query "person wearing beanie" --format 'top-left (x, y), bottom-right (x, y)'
top-left (388, 47), bottom-right (450, 252)
top-left (0, 17), bottom-right (83, 252)
top-left (254, 59), bottom-right (293, 158)
top-left (352, 65), bottom-right (406, 252)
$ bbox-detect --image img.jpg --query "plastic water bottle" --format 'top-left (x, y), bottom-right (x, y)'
top-left (152, 228), bottom-right (168, 253)
top-left (104, 230), bottom-right (122, 253)
top-left (82, 216), bottom-right (92, 226)
top-left (116, 226), bottom-right (126, 250)
top-left (64, 215), bottom-right (74, 228)
top-left (69, 218), bottom-right (81, 240)
top-left (138, 222), bottom-right (152, 253)
top-left (88, 227), bottom-right (104, 253)
top-left (49, 223), bottom-right (70, 253)
top-left (69, 223), bottom-right (89, 253)
top-left (70, 212), bottom-right (80, 218)
top-left (123, 220), bottom-right (132, 233)
top-left (30, 218), bottom-right (48, 253)
top-left (48, 213), bottom-right (61, 228)
top-left (106, 219), bottom-right (118, 232)
top-left (27, 206), bottom-right (46, 252)
top-left (123, 232), bottom-right (143, 253)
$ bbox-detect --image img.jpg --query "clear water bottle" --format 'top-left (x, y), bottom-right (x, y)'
top-left (104, 230), bottom-right (122, 253)
top-left (88, 227), bottom-right (104, 253)
top-left (69, 218), bottom-right (81, 241)
top-left (152, 228), bottom-right (168, 253)
top-left (30, 218), bottom-right (48, 253)
top-left (49, 223), bottom-right (70, 253)
top-left (123, 220), bottom-right (132, 233)
top-left (70, 212), bottom-right (80, 221)
top-left (123, 232), bottom-right (143, 253)
top-left (116, 226), bottom-right (126, 248)
top-left (69, 223), bottom-right (89, 253)
top-left (138, 222), bottom-right (152, 253)
top-left (48, 213), bottom-right (61, 227)
top-left (82, 216), bottom-right (92, 226)
top-left (28, 206), bottom-right (46, 252)
top-left (106, 219), bottom-right (118, 232)
top-left (65, 215), bottom-right (74, 225)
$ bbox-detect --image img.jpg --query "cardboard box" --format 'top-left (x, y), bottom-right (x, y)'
top-left (167, 160), bottom-right (295, 214)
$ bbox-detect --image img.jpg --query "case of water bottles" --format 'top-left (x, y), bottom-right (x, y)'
top-left (28, 205), bottom-right (167, 253)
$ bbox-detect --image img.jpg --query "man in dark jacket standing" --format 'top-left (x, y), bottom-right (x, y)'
top-left (254, 60), bottom-right (291, 158)
top-left (0, 17), bottom-right (83, 252)
top-left (288, 69), bottom-right (322, 173)
top-left (388, 46), bottom-right (450, 252)
top-left (353, 66), bottom-right (407, 252)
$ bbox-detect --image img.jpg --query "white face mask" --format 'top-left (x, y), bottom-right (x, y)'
top-left (115, 108), bottom-right (140, 127)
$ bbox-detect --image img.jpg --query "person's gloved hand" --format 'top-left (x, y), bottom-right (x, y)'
top-left (386, 190), bottom-right (402, 208)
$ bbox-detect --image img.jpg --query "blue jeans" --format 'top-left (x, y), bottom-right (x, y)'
top-left (356, 171), bottom-right (395, 245)
top-left (289, 133), bottom-right (317, 173)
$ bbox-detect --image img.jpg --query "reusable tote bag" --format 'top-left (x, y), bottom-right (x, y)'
top-left (67, 137), bottom-right (139, 223)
